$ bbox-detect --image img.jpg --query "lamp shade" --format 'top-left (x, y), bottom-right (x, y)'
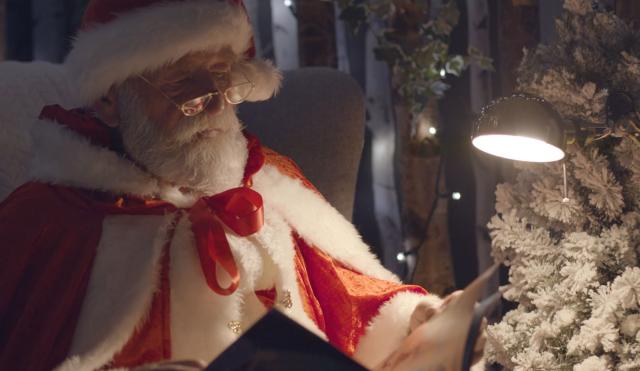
top-left (471, 95), bottom-right (566, 162)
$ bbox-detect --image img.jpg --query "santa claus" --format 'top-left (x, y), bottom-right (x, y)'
top-left (0, 1), bottom-right (478, 370)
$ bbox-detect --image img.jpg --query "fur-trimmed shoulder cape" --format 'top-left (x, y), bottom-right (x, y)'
top-left (0, 106), bottom-right (436, 371)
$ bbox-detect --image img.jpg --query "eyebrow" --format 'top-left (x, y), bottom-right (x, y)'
top-left (151, 54), bottom-right (233, 84)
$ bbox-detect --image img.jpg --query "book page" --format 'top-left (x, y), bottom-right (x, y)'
top-left (374, 263), bottom-right (500, 371)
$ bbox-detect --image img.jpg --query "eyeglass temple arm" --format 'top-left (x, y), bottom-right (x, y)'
top-left (137, 74), bottom-right (183, 110)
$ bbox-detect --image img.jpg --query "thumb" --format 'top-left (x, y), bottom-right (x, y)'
top-left (409, 303), bottom-right (437, 332)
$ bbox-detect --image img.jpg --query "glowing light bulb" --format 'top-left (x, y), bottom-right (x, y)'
top-left (428, 126), bottom-right (437, 135)
top-left (284, 0), bottom-right (293, 7)
top-left (452, 192), bottom-right (462, 200)
top-left (396, 252), bottom-right (407, 262)
top-left (440, 69), bottom-right (446, 77)
top-left (472, 134), bottom-right (565, 163)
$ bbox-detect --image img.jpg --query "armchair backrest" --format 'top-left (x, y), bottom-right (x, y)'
top-left (0, 61), bottom-right (75, 200)
top-left (238, 67), bottom-right (365, 221)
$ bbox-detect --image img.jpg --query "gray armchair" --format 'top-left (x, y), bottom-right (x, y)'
top-left (239, 67), bottom-right (365, 221)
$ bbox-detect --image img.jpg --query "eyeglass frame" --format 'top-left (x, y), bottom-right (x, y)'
top-left (137, 69), bottom-right (255, 117)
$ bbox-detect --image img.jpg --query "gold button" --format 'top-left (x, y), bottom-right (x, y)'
top-left (227, 321), bottom-right (242, 334)
top-left (280, 290), bottom-right (293, 309)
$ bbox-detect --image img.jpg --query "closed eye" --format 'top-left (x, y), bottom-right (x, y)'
top-left (161, 78), bottom-right (193, 94)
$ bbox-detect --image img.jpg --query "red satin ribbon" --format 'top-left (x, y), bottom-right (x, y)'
top-left (189, 187), bottom-right (264, 296)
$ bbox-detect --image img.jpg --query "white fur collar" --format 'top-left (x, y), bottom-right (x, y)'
top-left (45, 119), bottom-right (401, 369)
top-left (31, 118), bottom-right (158, 196)
top-left (55, 214), bottom-right (173, 371)
top-left (30, 118), bottom-right (196, 207)
top-left (31, 116), bottom-right (398, 283)
top-left (252, 165), bottom-right (399, 283)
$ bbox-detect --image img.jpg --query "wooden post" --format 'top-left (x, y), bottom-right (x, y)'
top-left (491, 0), bottom-right (539, 96)
top-left (387, 0), bottom-right (456, 293)
top-left (360, 23), bottom-right (406, 275)
top-left (437, 0), bottom-right (477, 290)
top-left (403, 99), bottom-right (456, 294)
top-left (296, 0), bottom-right (337, 67)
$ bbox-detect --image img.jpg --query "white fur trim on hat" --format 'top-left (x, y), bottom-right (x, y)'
top-left (235, 59), bottom-right (283, 102)
top-left (65, 0), bottom-right (281, 105)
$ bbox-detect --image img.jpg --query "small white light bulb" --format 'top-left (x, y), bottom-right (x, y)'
top-left (452, 192), bottom-right (462, 200)
top-left (428, 126), bottom-right (437, 135)
top-left (284, 0), bottom-right (293, 7)
top-left (396, 252), bottom-right (407, 262)
top-left (440, 69), bottom-right (446, 77)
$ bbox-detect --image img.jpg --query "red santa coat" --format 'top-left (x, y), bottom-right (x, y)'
top-left (0, 106), bottom-right (435, 371)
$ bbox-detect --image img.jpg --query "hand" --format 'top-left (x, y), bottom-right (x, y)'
top-left (409, 290), bottom-right (462, 333)
top-left (408, 291), bottom-right (487, 366)
top-left (129, 359), bottom-right (206, 371)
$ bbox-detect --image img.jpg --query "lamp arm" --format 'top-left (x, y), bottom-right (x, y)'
top-left (567, 89), bottom-right (640, 144)
top-left (569, 121), bottom-right (611, 146)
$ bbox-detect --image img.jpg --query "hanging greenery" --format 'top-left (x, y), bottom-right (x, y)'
top-left (331, 0), bottom-right (493, 119)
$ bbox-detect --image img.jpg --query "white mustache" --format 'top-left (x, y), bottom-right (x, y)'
top-left (166, 108), bottom-right (240, 146)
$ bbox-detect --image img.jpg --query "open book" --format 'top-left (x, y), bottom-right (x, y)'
top-left (206, 264), bottom-right (500, 371)
top-left (374, 263), bottom-right (501, 371)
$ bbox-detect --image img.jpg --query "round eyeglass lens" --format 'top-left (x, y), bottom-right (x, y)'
top-left (225, 82), bottom-right (254, 104)
top-left (181, 94), bottom-right (213, 116)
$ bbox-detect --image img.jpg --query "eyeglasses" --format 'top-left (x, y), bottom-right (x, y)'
top-left (137, 71), bottom-right (255, 117)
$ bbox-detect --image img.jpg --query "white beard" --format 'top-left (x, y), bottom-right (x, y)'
top-left (116, 84), bottom-right (248, 195)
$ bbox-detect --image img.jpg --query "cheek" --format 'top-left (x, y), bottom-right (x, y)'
top-left (140, 93), bottom-right (183, 131)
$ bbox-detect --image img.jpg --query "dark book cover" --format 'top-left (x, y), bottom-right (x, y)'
top-left (206, 310), bottom-right (367, 371)
top-left (208, 265), bottom-right (500, 371)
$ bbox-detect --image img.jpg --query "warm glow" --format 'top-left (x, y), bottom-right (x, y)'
top-left (472, 134), bottom-right (565, 162)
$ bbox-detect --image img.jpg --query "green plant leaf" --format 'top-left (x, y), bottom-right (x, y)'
top-left (446, 55), bottom-right (466, 76)
top-left (339, 5), bottom-right (368, 31)
top-left (333, 0), bottom-right (493, 121)
top-left (430, 81), bottom-right (450, 97)
top-left (468, 47), bottom-right (495, 71)
top-left (374, 45), bottom-right (401, 65)
top-left (432, 1), bottom-right (460, 35)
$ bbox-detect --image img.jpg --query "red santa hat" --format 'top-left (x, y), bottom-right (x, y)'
top-left (64, 0), bottom-right (281, 105)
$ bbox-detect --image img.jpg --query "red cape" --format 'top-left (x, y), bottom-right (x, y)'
top-left (0, 106), bottom-right (427, 371)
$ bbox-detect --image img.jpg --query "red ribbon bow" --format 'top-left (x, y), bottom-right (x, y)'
top-left (189, 187), bottom-right (264, 296)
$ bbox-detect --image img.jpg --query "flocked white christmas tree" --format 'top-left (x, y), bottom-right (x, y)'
top-left (485, 1), bottom-right (640, 370)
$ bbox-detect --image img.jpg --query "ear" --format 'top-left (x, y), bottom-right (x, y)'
top-left (92, 86), bottom-right (120, 128)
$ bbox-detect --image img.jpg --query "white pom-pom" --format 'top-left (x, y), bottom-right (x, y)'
top-left (233, 59), bottom-right (283, 102)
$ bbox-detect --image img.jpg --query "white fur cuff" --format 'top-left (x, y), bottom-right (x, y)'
top-left (352, 291), bottom-right (440, 369)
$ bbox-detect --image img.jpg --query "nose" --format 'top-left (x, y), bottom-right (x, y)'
top-left (192, 69), bottom-right (226, 116)
top-left (204, 92), bottom-right (225, 116)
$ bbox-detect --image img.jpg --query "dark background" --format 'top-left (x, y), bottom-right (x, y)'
top-left (2, 0), bottom-right (640, 308)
